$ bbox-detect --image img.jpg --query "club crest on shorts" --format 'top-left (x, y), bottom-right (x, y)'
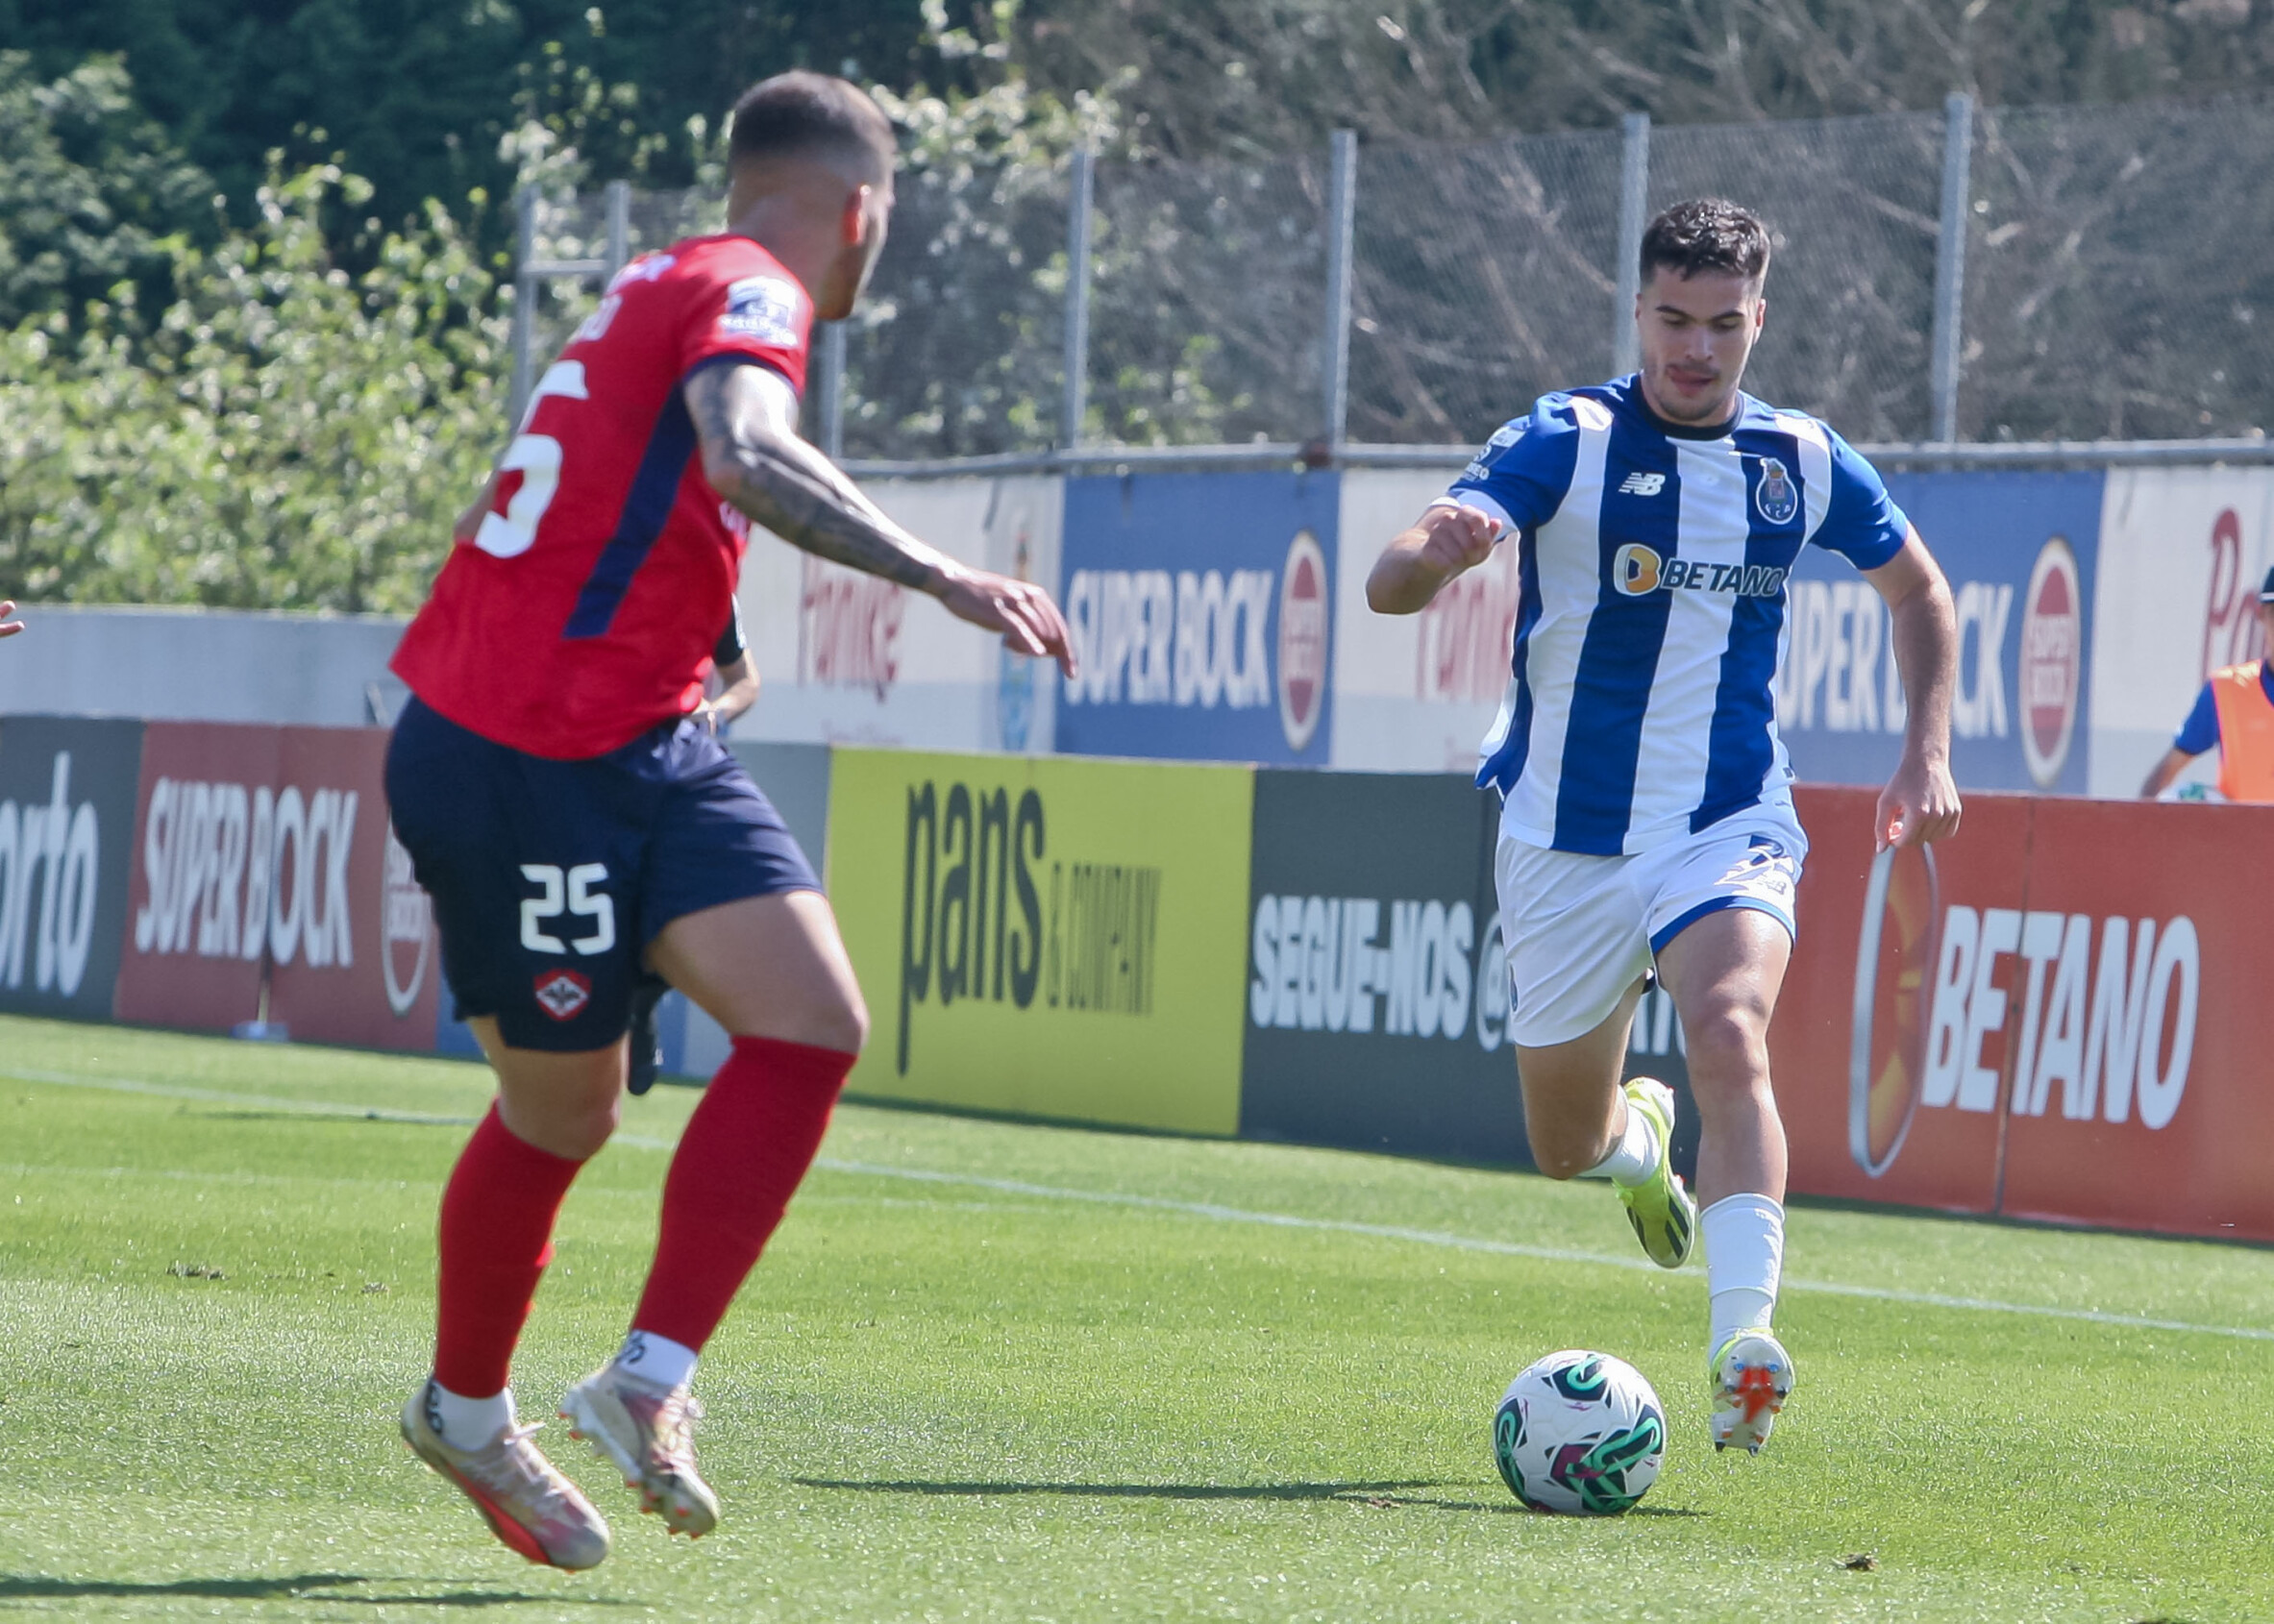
top-left (1754, 457), bottom-right (1799, 525)
top-left (534, 969), bottom-right (593, 1021)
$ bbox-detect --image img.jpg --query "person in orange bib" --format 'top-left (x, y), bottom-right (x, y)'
top-left (2140, 565), bottom-right (2274, 802)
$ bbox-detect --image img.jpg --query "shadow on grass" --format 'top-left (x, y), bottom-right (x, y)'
top-left (793, 1479), bottom-right (1708, 1518)
top-left (0, 1573), bottom-right (629, 1607)
top-left (794, 1477), bottom-right (1446, 1502)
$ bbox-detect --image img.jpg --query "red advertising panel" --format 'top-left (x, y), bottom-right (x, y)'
top-left (1769, 786), bottom-right (2036, 1217)
top-left (115, 725), bottom-right (282, 1030)
top-left (264, 726), bottom-right (443, 1050)
top-left (1997, 799), bottom-right (2274, 1240)
top-left (115, 723), bottom-right (440, 1049)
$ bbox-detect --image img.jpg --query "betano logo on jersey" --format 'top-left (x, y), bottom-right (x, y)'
top-left (1612, 544), bottom-right (1791, 601)
top-left (1846, 845), bottom-right (2202, 1178)
top-left (1064, 529), bottom-right (1331, 751)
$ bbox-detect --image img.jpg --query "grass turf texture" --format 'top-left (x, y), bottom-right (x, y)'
top-left (2, 1016), bottom-right (2271, 1622)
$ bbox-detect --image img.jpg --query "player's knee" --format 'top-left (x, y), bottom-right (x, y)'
top-left (1683, 1004), bottom-right (1767, 1072)
top-left (1522, 1111), bottom-right (1614, 1181)
top-left (817, 984), bottom-right (870, 1056)
top-left (1530, 1137), bottom-right (1603, 1182)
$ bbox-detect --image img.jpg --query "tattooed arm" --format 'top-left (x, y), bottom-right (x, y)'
top-left (685, 360), bottom-right (1075, 675)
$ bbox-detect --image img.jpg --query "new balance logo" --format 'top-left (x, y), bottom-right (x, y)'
top-left (1618, 472), bottom-right (1667, 497)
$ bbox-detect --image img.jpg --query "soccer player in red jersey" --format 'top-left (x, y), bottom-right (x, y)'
top-left (385, 72), bottom-right (1075, 1569)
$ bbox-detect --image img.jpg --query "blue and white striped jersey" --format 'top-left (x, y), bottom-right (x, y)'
top-left (1444, 376), bottom-right (1909, 856)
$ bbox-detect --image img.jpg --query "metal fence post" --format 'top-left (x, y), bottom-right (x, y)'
top-left (1930, 92), bottom-right (1975, 444)
top-left (818, 321), bottom-right (848, 460)
top-left (508, 183), bottom-right (538, 427)
top-left (1060, 148), bottom-right (1095, 451)
top-left (1321, 129), bottom-right (1358, 452)
top-left (603, 179), bottom-right (630, 283)
top-left (1612, 112), bottom-right (1651, 377)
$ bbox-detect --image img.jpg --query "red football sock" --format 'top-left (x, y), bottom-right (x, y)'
top-left (433, 1103), bottom-right (587, 1397)
top-left (630, 1035), bottom-right (853, 1352)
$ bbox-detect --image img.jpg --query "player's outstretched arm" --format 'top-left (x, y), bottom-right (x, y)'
top-left (0, 601), bottom-right (23, 640)
top-left (1863, 529), bottom-right (1963, 851)
top-left (686, 361), bottom-right (1075, 677)
top-left (1367, 503), bottom-right (1501, 615)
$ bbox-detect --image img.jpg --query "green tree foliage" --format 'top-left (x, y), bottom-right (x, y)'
top-left (1, 0), bottom-right (931, 234)
top-left (0, 53), bottom-right (212, 331)
top-left (0, 166), bottom-right (504, 612)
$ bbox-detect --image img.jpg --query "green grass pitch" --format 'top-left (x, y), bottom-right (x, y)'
top-left (4, 1014), bottom-right (2274, 1621)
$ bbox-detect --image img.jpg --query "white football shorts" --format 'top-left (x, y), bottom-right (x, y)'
top-left (1494, 803), bottom-right (1808, 1050)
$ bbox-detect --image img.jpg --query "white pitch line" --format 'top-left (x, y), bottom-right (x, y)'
top-left (12, 1065), bottom-right (2274, 1344)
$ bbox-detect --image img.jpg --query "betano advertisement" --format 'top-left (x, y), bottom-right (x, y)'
top-left (1770, 784), bottom-right (2271, 1241)
top-left (113, 723), bottom-right (441, 1049)
top-left (1056, 471), bottom-right (1338, 765)
top-left (827, 748), bottom-right (1251, 1135)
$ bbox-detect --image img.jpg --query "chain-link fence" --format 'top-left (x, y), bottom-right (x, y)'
top-left (510, 94), bottom-right (2274, 457)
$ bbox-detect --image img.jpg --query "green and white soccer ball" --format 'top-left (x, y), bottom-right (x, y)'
top-left (1494, 1349), bottom-right (1667, 1514)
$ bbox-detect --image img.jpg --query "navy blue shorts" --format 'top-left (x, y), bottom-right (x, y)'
top-left (384, 697), bottom-right (820, 1051)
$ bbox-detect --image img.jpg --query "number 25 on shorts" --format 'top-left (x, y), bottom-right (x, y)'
top-left (520, 863), bottom-right (616, 956)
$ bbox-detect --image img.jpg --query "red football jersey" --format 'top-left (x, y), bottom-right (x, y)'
top-left (392, 234), bottom-right (811, 759)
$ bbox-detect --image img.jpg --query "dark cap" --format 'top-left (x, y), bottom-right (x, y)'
top-left (2262, 564), bottom-right (2274, 603)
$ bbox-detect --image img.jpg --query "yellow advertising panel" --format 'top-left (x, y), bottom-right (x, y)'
top-left (828, 749), bottom-right (1252, 1135)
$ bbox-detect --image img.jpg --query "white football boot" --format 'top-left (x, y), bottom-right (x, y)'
top-left (1709, 1329), bottom-right (1795, 1454)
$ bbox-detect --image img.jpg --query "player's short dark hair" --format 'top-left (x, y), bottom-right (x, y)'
top-left (728, 72), bottom-right (896, 171)
top-left (1640, 199), bottom-right (1771, 285)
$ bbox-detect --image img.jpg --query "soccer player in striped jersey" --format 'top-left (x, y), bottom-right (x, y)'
top-left (1367, 199), bottom-right (1962, 1453)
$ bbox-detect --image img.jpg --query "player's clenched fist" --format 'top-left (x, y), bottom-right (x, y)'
top-left (0, 601), bottom-right (23, 639)
top-left (1364, 501), bottom-right (1504, 615)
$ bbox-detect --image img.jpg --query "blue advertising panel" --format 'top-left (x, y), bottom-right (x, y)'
top-left (1777, 470), bottom-right (2103, 794)
top-left (1056, 470), bottom-right (1339, 764)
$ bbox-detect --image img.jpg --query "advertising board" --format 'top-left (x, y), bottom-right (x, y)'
top-left (827, 748), bottom-right (1250, 1134)
top-left (1056, 471), bottom-right (1338, 764)
top-left (735, 475), bottom-right (1063, 753)
top-left (113, 724), bottom-right (441, 1048)
top-left (0, 717), bottom-right (145, 1020)
top-left (1238, 770), bottom-right (1525, 1161)
top-left (1767, 785), bottom-right (2026, 1217)
top-left (2088, 466), bottom-right (2274, 798)
top-left (1992, 798), bottom-right (2271, 1240)
top-left (1775, 472), bottom-right (2103, 796)
top-left (1772, 784), bottom-right (2274, 1241)
top-left (1327, 469), bottom-right (1508, 773)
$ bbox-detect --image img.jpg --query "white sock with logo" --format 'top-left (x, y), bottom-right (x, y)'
top-left (429, 1382), bottom-right (515, 1449)
top-left (1581, 1098), bottom-right (1660, 1187)
top-left (1701, 1193), bottom-right (1786, 1359)
top-left (614, 1329), bottom-right (699, 1392)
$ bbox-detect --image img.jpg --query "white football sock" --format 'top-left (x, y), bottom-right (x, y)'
top-left (429, 1382), bottom-right (515, 1449)
top-left (614, 1329), bottom-right (699, 1391)
top-left (1701, 1193), bottom-right (1786, 1358)
top-left (1581, 1098), bottom-right (1660, 1187)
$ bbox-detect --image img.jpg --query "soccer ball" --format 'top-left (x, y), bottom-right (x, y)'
top-left (1493, 1349), bottom-right (1667, 1514)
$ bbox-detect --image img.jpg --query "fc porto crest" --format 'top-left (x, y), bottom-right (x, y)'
top-left (1753, 457), bottom-right (1799, 525)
